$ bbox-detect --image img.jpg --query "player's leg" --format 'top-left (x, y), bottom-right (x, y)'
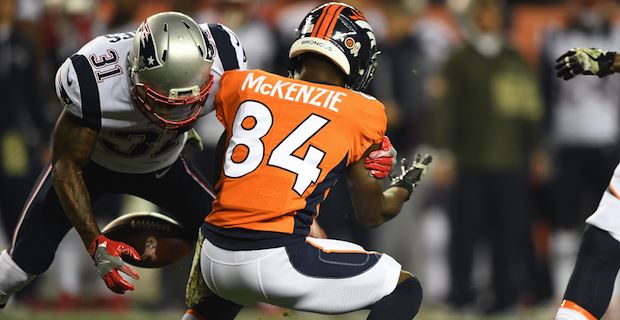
top-left (555, 225), bottom-right (620, 320)
top-left (181, 230), bottom-right (243, 320)
top-left (448, 174), bottom-right (484, 307)
top-left (132, 156), bottom-right (224, 318)
top-left (1, 161), bottom-right (117, 308)
top-left (0, 165), bottom-right (70, 307)
top-left (366, 270), bottom-right (423, 320)
top-left (181, 293), bottom-right (243, 320)
top-left (200, 236), bottom-right (419, 318)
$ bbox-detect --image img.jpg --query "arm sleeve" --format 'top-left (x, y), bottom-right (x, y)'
top-left (348, 96), bottom-right (387, 165)
top-left (54, 55), bottom-right (102, 131)
top-left (214, 71), bottom-right (241, 128)
top-left (200, 23), bottom-right (248, 114)
top-left (205, 23), bottom-right (248, 72)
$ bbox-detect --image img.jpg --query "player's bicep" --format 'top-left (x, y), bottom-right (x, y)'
top-left (52, 110), bottom-right (98, 171)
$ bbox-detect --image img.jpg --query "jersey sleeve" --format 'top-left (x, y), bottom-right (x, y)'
top-left (214, 70), bottom-right (244, 128)
top-left (54, 54), bottom-right (102, 131)
top-left (200, 23), bottom-right (248, 115)
top-left (207, 23), bottom-right (248, 72)
top-left (347, 95), bottom-right (387, 165)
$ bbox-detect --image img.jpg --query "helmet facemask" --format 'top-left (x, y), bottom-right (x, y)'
top-left (128, 12), bottom-right (216, 130)
top-left (131, 75), bottom-right (214, 130)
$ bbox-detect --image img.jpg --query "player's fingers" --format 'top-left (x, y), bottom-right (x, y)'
top-left (380, 136), bottom-right (392, 150)
top-left (388, 145), bottom-right (397, 158)
top-left (368, 169), bottom-right (388, 179)
top-left (554, 59), bottom-right (568, 70)
top-left (365, 156), bottom-right (393, 166)
top-left (555, 49), bottom-right (576, 63)
top-left (364, 162), bottom-right (391, 172)
top-left (421, 154), bottom-right (433, 165)
top-left (121, 244), bottom-right (142, 261)
top-left (367, 149), bottom-right (394, 160)
top-left (110, 270), bottom-right (136, 291)
top-left (119, 264), bottom-right (140, 280)
top-left (556, 65), bottom-right (575, 80)
top-left (569, 59), bottom-right (585, 73)
top-left (563, 73), bottom-right (575, 80)
top-left (103, 272), bottom-right (127, 294)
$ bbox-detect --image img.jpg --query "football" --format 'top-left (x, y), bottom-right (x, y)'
top-left (101, 211), bottom-right (194, 268)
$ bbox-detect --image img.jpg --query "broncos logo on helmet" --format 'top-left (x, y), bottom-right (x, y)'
top-left (289, 2), bottom-right (379, 91)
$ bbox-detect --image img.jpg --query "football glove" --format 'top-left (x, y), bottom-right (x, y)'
top-left (88, 234), bottom-right (141, 294)
top-left (186, 128), bottom-right (204, 151)
top-left (389, 154), bottom-right (433, 198)
top-left (555, 48), bottom-right (616, 80)
top-left (364, 136), bottom-right (397, 179)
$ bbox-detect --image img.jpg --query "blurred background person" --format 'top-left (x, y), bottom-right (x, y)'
top-left (538, 0), bottom-right (620, 299)
top-left (431, 0), bottom-right (543, 313)
top-left (0, 0), bottom-right (53, 309)
top-left (0, 0), bottom-right (49, 250)
top-left (368, 0), bottom-right (458, 303)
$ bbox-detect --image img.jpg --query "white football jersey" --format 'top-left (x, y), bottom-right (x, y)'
top-left (54, 23), bottom-right (247, 174)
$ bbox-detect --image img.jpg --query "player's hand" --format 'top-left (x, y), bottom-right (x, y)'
top-left (186, 128), bottom-right (204, 151)
top-left (555, 48), bottom-right (616, 80)
top-left (389, 154), bottom-right (433, 198)
top-left (364, 136), bottom-right (397, 179)
top-left (88, 234), bottom-right (141, 294)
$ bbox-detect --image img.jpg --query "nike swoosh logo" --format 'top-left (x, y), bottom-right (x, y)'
top-left (96, 255), bottom-right (111, 266)
top-left (155, 166), bottom-right (172, 179)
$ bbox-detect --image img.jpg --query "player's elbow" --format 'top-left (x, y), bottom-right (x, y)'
top-left (359, 218), bottom-right (382, 228)
top-left (356, 212), bottom-right (386, 228)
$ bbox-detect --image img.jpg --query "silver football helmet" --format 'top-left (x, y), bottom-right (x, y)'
top-left (128, 12), bottom-right (215, 129)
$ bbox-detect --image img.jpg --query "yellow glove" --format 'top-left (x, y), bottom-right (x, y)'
top-left (555, 48), bottom-right (616, 80)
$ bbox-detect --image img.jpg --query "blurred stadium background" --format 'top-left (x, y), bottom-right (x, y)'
top-left (4, 0), bottom-right (620, 319)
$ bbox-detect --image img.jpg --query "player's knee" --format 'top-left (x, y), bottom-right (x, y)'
top-left (398, 270), bottom-right (414, 283)
top-left (0, 250), bottom-right (35, 306)
top-left (369, 274), bottom-right (423, 319)
top-left (395, 273), bottom-right (423, 308)
top-left (402, 275), bottom-right (423, 299)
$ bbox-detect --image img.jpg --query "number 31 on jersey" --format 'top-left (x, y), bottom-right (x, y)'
top-left (223, 101), bottom-right (329, 196)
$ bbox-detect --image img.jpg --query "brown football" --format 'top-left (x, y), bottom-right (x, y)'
top-left (102, 212), bottom-right (194, 268)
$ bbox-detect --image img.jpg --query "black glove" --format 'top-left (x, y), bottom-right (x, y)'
top-left (388, 154), bottom-right (432, 198)
top-left (555, 48), bottom-right (616, 80)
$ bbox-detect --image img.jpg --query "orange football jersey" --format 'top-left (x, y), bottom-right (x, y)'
top-left (206, 69), bottom-right (386, 236)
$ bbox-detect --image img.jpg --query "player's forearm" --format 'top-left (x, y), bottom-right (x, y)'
top-left (378, 186), bottom-right (411, 222)
top-left (352, 183), bottom-right (410, 228)
top-left (612, 53), bottom-right (620, 73)
top-left (52, 161), bottom-right (100, 247)
top-left (51, 111), bottom-right (100, 247)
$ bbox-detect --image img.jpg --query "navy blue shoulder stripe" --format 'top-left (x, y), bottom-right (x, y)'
top-left (70, 54), bottom-right (102, 131)
top-left (209, 24), bottom-right (240, 71)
